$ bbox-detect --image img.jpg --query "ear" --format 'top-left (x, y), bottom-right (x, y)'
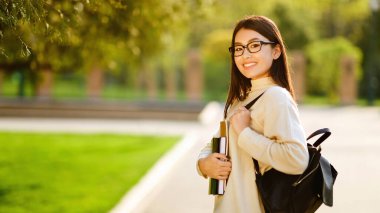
top-left (272, 44), bottom-right (281, 60)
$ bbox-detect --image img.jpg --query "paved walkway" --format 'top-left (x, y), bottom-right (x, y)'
top-left (2, 105), bottom-right (380, 212)
top-left (0, 118), bottom-right (200, 136)
top-left (112, 105), bottom-right (380, 213)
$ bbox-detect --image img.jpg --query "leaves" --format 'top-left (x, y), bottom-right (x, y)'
top-left (0, 0), bottom-right (374, 88)
top-left (0, 0), bottom-right (201, 71)
top-left (306, 37), bottom-right (363, 100)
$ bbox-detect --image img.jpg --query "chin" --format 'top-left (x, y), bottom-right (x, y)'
top-left (248, 70), bottom-right (270, 80)
top-left (242, 71), bottom-right (261, 79)
top-left (241, 73), bottom-right (254, 79)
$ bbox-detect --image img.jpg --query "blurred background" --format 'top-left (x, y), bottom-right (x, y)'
top-left (1, 0), bottom-right (380, 213)
top-left (0, 0), bottom-right (379, 106)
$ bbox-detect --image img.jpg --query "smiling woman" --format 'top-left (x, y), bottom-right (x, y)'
top-left (197, 15), bottom-right (309, 213)
top-left (230, 33), bottom-right (280, 80)
top-left (0, 132), bottom-right (178, 213)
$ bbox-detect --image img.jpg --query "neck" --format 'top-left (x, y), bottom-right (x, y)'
top-left (252, 72), bottom-right (270, 80)
top-left (250, 76), bottom-right (276, 92)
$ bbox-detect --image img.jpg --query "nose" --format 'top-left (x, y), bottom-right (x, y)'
top-left (242, 47), bottom-right (252, 58)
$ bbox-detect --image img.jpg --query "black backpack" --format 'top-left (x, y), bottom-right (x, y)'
top-left (246, 93), bottom-right (338, 213)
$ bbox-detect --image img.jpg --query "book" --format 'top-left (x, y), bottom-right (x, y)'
top-left (209, 120), bottom-right (229, 195)
top-left (209, 137), bottom-right (221, 195)
top-left (220, 120), bottom-right (229, 157)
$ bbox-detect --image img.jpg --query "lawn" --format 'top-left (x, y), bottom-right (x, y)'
top-left (0, 132), bottom-right (179, 213)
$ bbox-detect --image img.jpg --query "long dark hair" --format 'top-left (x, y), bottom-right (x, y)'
top-left (224, 15), bottom-right (295, 118)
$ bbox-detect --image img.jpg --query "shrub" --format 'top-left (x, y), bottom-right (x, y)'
top-left (305, 37), bottom-right (362, 103)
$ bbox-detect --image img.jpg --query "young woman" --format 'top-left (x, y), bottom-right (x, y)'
top-left (197, 15), bottom-right (309, 212)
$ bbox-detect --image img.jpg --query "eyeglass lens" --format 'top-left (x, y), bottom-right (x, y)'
top-left (233, 41), bottom-right (262, 56)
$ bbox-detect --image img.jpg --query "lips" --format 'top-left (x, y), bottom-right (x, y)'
top-left (243, 62), bottom-right (257, 68)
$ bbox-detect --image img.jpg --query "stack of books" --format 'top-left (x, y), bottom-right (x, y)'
top-left (209, 120), bottom-right (229, 195)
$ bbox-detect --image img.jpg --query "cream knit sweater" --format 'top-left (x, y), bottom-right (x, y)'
top-left (197, 77), bottom-right (309, 213)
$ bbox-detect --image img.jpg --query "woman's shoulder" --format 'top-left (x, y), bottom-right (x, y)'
top-left (263, 86), bottom-right (294, 105)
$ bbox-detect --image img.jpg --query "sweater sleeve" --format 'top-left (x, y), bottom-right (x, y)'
top-left (237, 87), bottom-right (309, 174)
top-left (196, 141), bottom-right (212, 178)
top-left (196, 129), bottom-right (220, 177)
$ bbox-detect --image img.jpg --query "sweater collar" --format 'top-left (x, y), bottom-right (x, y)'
top-left (250, 77), bottom-right (276, 92)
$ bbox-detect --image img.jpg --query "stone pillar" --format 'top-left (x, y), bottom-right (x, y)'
top-left (290, 51), bottom-right (306, 103)
top-left (165, 68), bottom-right (177, 100)
top-left (339, 55), bottom-right (357, 105)
top-left (86, 65), bottom-right (104, 100)
top-left (37, 66), bottom-right (53, 100)
top-left (185, 49), bottom-right (203, 101)
top-left (137, 63), bottom-right (158, 100)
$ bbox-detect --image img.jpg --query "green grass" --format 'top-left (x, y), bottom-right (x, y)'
top-left (356, 98), bottom-right (380, 106)
top-left (301, 95), bottom-right (327, 105)
top-left (52, 80), bottom-right (86, 99)
top-left (302, 95), bottom-right (380, 106)
top-left (1, 76), bottom-right (34, 98)
top-left (0, 132), bottom-right (179, 213)
top-left (3, 76), bottom-right (380, 105)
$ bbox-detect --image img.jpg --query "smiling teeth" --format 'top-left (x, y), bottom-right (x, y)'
top-left (244, 63), bottom-right (256, 67)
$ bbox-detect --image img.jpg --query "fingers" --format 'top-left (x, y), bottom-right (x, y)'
top-left (205, 153), bottom-right (232, 180)
top-left (217, 174), bottom-right (229, 180)
top-left (212, 153), bottom-right (229, 161)
top-left (230, 106), bottom-right (251, 135)
top-left (230, 107), bottom-right (250, 122)
top-left (220, 161), bottom-right (232, 169)
top-left (217, 159), bottom-right (232, 176)
top-left (232, 106), bottom-right (249, 116)
top-left (215, 170), bottom-right (231, 180)
top-left (211, 154), bottom-right (231, 168)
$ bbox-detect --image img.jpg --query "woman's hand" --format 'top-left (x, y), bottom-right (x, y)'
top-left (230, 106), bottom-right (251, 135)
top-left (198, 153), bottom-right (232, 180)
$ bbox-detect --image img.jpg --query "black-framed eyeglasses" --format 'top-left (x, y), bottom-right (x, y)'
top-left (229, 40), bottom-right (276, 57)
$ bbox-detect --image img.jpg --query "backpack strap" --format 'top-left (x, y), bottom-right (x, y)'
top-left (242, 92), bottom-right (266, 175)
top-left (249, 93), bottom-right (331, 176)
top-left (307, 128), bottom-right (331, 147)
top-left (244, 92), bottom-right (265, 110)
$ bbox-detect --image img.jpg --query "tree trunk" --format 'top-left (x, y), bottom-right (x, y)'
top-left (339, 55), bottom-right (357, 105)
top-left (86, 65), bottom-right (104, 100)
top-left (137, 62), bottom-right (158, 100)
top-left (36, 66), bottom-right (53, 100)
top-left (290, 51), bottom-right (306, 103)
top-left (185, 49), bottom-right (203, 102)
top-left (165, 68), bottom-right (177, 100)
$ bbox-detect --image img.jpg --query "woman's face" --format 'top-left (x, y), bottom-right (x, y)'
top-left (233, 28), bottom-right (281, 79)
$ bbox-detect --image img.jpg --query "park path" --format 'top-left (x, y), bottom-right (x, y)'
top-left (111, 105), bottom-right (380, 213)
top-left (1, 105), bottom-right (380, 212)
top-left (0, 117), bottom-right (200, 136)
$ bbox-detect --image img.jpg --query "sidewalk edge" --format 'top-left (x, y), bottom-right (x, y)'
top-left (109, 130), bottom-right (199, 213)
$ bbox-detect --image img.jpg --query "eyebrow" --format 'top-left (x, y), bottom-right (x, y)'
top-left (234, 38), bottom-right (260, 45)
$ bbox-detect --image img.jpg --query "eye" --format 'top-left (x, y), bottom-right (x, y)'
top-left (249, 42), bottom-right (261, 49)
top-left (234, 46), bottom-right (243, 51)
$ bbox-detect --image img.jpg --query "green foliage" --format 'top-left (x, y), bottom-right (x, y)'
top-left (305, 37), bottom-right (363, 102)
top-left (0, 132), bottom-right (178, 213)
top-left (314, 0), bottom-right (370, 42)
top-left (1, 0), bottom-right (377, 101)
top-left (271, 2), bottom-right (318, 49)
top-left (0, 0), bottom-right (200, 69)
top-left (0, 0), bottom-right (45, 56)
top-left (201, 30), bottom-right (231, 101)
top-left (358, 8), bottom-right (380, 102)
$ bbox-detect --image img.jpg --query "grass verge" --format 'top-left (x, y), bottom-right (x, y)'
top-left (0, 132), bottom-right (179, 213)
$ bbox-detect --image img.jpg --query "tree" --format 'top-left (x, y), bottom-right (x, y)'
top-left (0, 0), bottom-right (207, 98)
